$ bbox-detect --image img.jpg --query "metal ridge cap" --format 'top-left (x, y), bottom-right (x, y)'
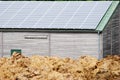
top-left (95, 1), bottom-right (119, 32)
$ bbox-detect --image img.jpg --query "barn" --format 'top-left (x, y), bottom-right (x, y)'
top-left (0, 1), bottom-right (119, 59)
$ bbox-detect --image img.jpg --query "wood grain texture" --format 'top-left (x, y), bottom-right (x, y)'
top-left (103, 5), bottom-right (120, 57)
top-left (3, 32), bottom-right (49, 57)
top-left (0, 32), bottom-right (2, 57)
top-left (1, 32), bottom-right (99, 58)
top-left (51, 33), bottom-right (99, 58)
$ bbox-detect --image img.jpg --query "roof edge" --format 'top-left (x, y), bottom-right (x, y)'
top-left (96, 1), bottom-right (119, 32)
top-left (0, 28), bottom-right (97, 33)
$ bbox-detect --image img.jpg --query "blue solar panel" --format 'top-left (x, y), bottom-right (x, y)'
top-left (0, 1), bottom-right (112, 29)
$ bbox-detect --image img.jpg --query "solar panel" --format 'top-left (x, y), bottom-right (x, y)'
top-left (0, 1), bottom-right (112, 29)
top-left (3, 2), bottom-right (28, 28)
top-left (0, 2), bottom-right (14, 27)
top-left (35, 2), bottom-right (67, 28)
top-left (33, 2), bottom-right (56, 28)
top-left (63, 2), bottom-right (84, 28)
top-left (80, 2), bottom-right (111, 29)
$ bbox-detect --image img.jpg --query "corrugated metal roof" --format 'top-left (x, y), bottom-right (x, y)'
top-left (0, 1), bottom-right (112, 29)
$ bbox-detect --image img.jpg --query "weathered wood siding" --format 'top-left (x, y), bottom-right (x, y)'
top-left (1, 32), bottom-right (99, 58)
top-left (51, 33), bottom-right (99, 58)
top-left (0, 32), bottom-right (2, 57)
top-left (100, 34), bottom-right (103, 58)
top-left (103, 5), bottom-right (120, 57)
top-left (3, 32), bottom-right (49, 57)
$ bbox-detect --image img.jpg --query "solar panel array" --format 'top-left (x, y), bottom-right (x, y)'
top-left (0, 1), bottom-right (112, 29)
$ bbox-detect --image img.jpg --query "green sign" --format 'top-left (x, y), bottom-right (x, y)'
top-left (11, 49), bottom-right (22, 56)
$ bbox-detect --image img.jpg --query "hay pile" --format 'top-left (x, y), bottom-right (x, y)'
top-left (0, 53), bottom-right (120, 80)
top-left (92, 55), bottom-right (120, 80)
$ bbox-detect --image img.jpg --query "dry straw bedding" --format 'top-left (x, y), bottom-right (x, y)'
top-left (0, 53), bottom-right (120, 80)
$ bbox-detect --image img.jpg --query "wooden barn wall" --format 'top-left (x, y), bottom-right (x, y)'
top-left (103, 5), bottom-right (120, 57)
top-left (0, 32), bottom-right (99, 58)
top-left (99, 33), bottom-right (103, 59)
top-left (2, 32), bottom-right (49, 57)
top-left (0, 32), bottom-right (2, 57)
top-left (50, 33), bottom-right (99, 58)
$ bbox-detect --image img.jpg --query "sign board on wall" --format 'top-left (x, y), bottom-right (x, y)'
top-left (11, 49), bottom-right (22, 55)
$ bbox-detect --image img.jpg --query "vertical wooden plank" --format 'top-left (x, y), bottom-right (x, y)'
top-left (103, 5), bottom-right (120, 57)
top-left (0, 32), bottom-right (2, 57)
top-left (100, 34), bottom-right (103, 58)
top-left (118, 5), bottom-right (120, 54)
